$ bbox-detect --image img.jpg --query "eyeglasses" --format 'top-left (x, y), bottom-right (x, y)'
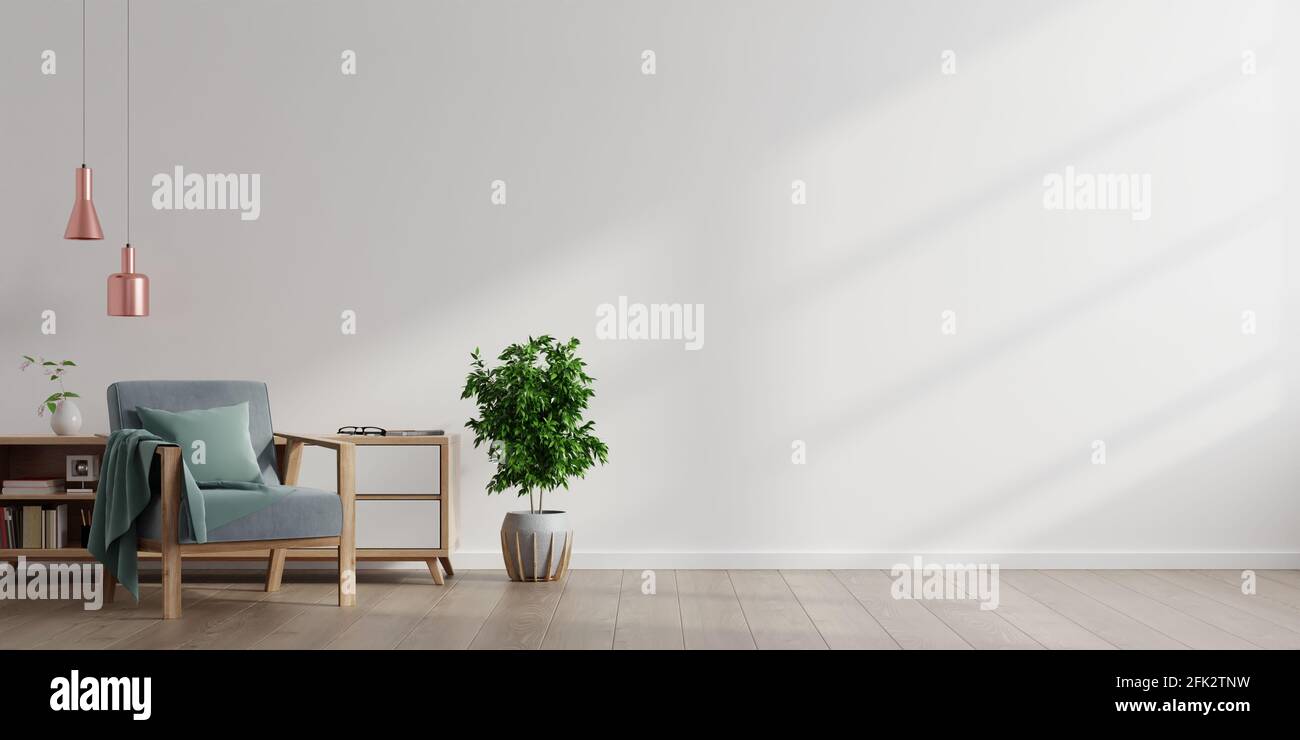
top-left (337, 426), bottom-right (387, 436)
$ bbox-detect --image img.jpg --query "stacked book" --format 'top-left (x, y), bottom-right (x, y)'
top-left (2, 478), bottom-right (66, 496)
top-left (0, 504), bottom-right (69, 549)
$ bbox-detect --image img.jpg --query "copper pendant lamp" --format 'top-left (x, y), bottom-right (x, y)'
top-left (108, 0), bottom-right (148, 316)
top-left (108, 243), bottom-right (148, 317)
top-left (64, 0), bottom-right (103, 240)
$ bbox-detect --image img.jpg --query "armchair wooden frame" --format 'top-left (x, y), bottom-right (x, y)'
top-left (139, 433), bottom-right (356, 619)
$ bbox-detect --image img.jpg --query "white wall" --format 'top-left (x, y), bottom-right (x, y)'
top-left (2, 0), bottom-right (1297, 568)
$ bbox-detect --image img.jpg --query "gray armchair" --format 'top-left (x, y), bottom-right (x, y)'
top-left (107, 380), bottom-right (356, 619)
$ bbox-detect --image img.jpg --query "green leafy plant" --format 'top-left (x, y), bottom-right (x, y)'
top-left (461, 336), bottom-right (609, 514)
top-left (19, 355), bottom-right (79, 417)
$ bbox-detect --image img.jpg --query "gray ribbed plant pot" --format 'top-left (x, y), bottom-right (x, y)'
top-left (500, 511), bottom-right (573, 582)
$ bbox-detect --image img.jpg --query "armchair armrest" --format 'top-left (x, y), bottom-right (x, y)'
top-left (273, 433), bottom-right (356, 500)
top-left (271, 432), bottom-right (357, 606)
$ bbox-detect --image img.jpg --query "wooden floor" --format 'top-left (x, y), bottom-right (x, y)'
top-left (4, 569), bottom-right (1300, 649)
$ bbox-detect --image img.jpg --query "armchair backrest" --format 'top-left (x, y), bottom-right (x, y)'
top-left (106, 380), bottom-right (281, 484)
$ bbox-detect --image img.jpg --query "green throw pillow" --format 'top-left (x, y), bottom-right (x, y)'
top-left (136, 402), bottom-right (263, 484)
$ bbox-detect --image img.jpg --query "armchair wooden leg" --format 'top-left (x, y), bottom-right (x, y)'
top-left (338, 543), bottom-right (356, 606)
top-left (337, 444), bottom-right (357, 607)
top-left (103, 567), bottom-right (117, 604)
top-left (266, 548), bottom-right (288, 592)
top-left (161, 546), bottom-right (182, 619)
top-left (160, 446), bottom-right (183, 620)
top-left (425, 559), bottom-right (445, 585)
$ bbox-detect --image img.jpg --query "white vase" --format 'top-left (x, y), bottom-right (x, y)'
top-left (51, 398), bottom-right (82, 436)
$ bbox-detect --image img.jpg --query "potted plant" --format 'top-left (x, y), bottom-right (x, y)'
top-left (462, 336), bottom-right (609, 582)
top-left (20, 355), bottom-right (82, 435)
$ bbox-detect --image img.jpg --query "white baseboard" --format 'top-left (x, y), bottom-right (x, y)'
top-left (433, 551), bottom-right (1300, 569)
top-left (151, 551), bottom-right (1300, 571)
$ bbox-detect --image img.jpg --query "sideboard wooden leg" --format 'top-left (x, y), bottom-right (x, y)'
top-left (425, 558), bottom-right (445, 585)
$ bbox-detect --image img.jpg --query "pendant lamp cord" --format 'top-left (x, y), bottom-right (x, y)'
top-left (81, 0), bottom-right (85, 166)
top-left (125, 0), bottom-right (130, 244)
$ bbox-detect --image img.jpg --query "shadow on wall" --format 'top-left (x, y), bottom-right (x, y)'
top-left (893, 354), bottom-right (1280, 550)
top-left (808, 198), bottom-right (1279, 444)
top-left (1035, 404), bottom-right (1297, 554)
top-left (755, 61), bottom-right (1261, 317)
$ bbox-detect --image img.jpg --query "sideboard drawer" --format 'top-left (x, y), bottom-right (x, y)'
top-left (356, 500), bottom-right (440, 549)
top-left (297, 444), bottom-right (442, 496)
top-left (355, 445), bottom-right (441, 496)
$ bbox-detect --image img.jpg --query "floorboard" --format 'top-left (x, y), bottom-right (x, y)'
top-left (1044, 570), bottom-right (1255, 650)
top-left (833, 570), bottom-right (970, 649)
top-left (398, 571), bottom-right (512, 649)
top-left (328, 574), bottom-right (454, 649)
top-left (781, 570), bottom-right (898, 650)
top-left (991, 582), bottom-right (1115, 650)
top-left (729, 570), bottom-right (827, 650)
top-left (1000, 571), bottom-right (1185, 650)
top-left (0, 575), bottom-right (133, 640)
top-left (677, 570), bottom-right (756, 650)
top-left (613, 569), bottom-right (684, 650)
top-left (468, 576), bottom-right (566, 650)
top-left (1099, 571), bottom-right (1300, 649)
top-left (1139, 570), bottom-right (1300, 647)
top-left (921, 595), bottom-right (1043, 649)
top-left (1169, 570), bottom-right (1300, 626)
top-left (542, 570), bottom-right (623, 650)
top-left (111, 582), bottom-right (264, 650)
top-left (1202, 569), bottom-right (1300, 612)
top-left (1258, 570), bottom-right (1300, 590)
top-left (2, 585), bottom-right (160, 649)
top-left (178, 582), bottom-right (338, 650)
top-left (253, 578), bottom-right (402, 649)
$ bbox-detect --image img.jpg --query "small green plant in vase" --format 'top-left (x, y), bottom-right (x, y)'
top-left (462, 335), bottom-right (608, 582)
top-left (20, 355), bottom-right (82, 435)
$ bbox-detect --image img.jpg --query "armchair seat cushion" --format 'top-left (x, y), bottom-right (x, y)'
top-left (137, 485), bottom-right (342, 544)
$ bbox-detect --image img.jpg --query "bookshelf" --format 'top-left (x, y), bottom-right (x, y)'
top-left (2, 548), bottom-right (92, 558)
top-left (0, 435), bottom-right (102, 554)
top-left (3, 493), bottom-right (95, 502)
